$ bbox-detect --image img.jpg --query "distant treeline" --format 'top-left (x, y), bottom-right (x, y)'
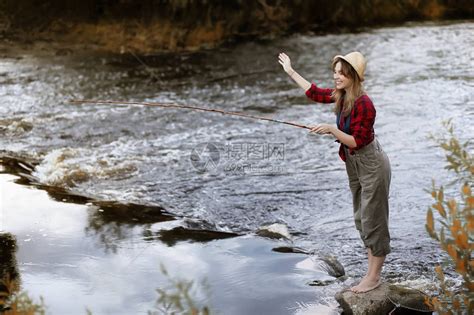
top-left (0, 0), bottom-right (472, 52)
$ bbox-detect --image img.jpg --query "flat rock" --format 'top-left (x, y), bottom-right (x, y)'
top-left (335, 283), bottom-right (433, 315)
top-left (335, 283), bottom-right (394, 315)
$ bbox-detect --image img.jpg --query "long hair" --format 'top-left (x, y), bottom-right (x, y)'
top-left (331, 58), bottom-right (365, 117)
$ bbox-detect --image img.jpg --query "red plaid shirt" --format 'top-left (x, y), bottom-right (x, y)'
top-left (305, 83), bottom-right (375, 162)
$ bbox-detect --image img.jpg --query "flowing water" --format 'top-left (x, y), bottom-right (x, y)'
top-left (0, 20), bottom-right (473, 314)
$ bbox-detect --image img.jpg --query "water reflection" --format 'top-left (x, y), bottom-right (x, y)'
top-left (1, 171), bottom-right (337, 314)
top-left (0, 155), bottom-right (240, 253)
top-left (85, 201), bottom-right (175, 252)
top-left (0, 233), bottom-right (19, 309)
top-left (154, 226), bottom-right (239, 247)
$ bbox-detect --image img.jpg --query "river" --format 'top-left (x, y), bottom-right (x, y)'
top-left (1, 20), bottom-right (473, 314)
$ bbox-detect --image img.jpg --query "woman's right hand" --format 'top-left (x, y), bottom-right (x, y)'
top-left (278, 52), bottom-right (311, 91)
top-left (278, 52), bottom-right (293, 74)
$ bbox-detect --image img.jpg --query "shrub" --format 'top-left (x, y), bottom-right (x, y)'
top-left (425, 120), bottom-right (474, 314)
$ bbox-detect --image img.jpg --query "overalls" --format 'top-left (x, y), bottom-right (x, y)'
top-left (338, 111), bottom-right (392, 257)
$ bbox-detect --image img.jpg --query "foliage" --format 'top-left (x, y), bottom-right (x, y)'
top-left (0, 275), bottom-right (46, 315)
top-left (148, 264), bottom-right (211, 315)
top-left (425, 120), bottom-right (474, 314)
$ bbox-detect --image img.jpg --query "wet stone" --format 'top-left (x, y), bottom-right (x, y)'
top-left (335, 283), bottom-right (394, 315)
top-left (256, 223), bottom-right (291, 240)
top-left (272, 246), bottom-right (309, 254)
top-left (320, 255), bottom-right (345, 278)
top-left (308, 279), bottom-right (335, 286)
top-left (335, 283), bottom-right (433, 315)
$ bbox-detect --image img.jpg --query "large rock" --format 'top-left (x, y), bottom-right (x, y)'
top-left (335, 283), bottom-right (433, 315)
top-left (335, 283), bottom-right (394, 315)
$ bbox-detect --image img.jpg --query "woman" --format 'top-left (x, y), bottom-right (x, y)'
top-left (278, 51), bottom-right (391, 293)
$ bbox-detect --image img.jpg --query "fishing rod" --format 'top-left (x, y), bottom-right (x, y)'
top-left (69, 99), bottom-right (313, 130)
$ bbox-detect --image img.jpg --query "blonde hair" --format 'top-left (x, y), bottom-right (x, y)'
top-left (331, 58), bottom-right (365, 117)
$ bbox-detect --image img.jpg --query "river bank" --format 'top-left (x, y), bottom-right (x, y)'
top-left (1, 0), bottom-right (473, 53)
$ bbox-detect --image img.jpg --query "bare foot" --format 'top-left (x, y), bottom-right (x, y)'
top-left (350, 277), bottom-right (381, 293)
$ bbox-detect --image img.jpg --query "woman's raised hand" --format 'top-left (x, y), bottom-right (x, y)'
top-left (278, 52), bottom-right (311, 91)
top-left (278, 52), bottom-right (293, 74)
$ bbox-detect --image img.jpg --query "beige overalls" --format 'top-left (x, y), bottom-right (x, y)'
top-left (344, 139), bottom-right (391, 256)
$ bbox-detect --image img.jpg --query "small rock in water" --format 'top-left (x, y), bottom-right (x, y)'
top-left (272, 246), bottom-right (309, 254)
top-left (296, 255), bottom-right (345, 278)
top-left (307, 279), bottom-right (335, 286)
top-left (320, 255), bottom-right (345, 278)
top-left (256, 223), bottom-right (291, 240)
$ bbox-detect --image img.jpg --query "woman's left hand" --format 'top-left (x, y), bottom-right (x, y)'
top-left (309, 124), bottom-right (335, 134)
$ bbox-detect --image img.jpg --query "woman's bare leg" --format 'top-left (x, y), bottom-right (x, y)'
top-left (359, 248), bottom-right (372, 281)
top-left (350, 248), bottom-right (384, 293)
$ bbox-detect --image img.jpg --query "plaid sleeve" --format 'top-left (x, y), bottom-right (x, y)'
top-left (305, 83), bottom-right (334, 103)
top-left (351, 95), bottom-right (376, 149)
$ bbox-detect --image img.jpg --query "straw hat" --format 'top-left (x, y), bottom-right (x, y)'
top-left (333, 51), bottom-right (367, 81)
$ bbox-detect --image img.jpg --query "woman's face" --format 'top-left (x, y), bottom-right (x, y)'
top-left (333, 61), bottom-right (353, 90)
